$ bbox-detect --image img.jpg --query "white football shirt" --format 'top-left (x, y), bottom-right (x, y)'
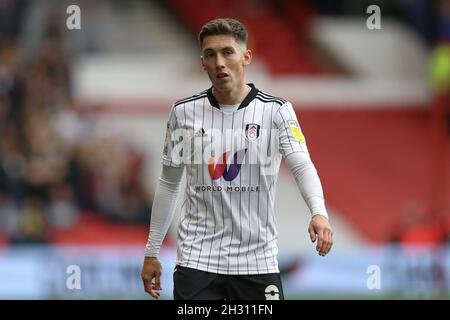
top-left (162, 84), bottom-right (308, 275)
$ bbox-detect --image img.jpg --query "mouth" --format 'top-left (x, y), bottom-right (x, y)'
top-left (216, 72), bottom-right (229, 79)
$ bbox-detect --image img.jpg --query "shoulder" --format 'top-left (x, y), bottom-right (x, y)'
top-left (173, 90), bottom-right (208, 109)
top-left (255, 89), bottom-right (288, 107)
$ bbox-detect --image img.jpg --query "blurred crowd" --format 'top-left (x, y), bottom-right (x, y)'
top-left (0, 1), bottom-right (152, 244)
top-left (387, 204), bottom-right (449, 296)
top-left (389, 204), bottom-right (450, 245)
top-left (309, 0), bottom-right (449, 46)
top-left (0, 0), bottom-right (447, 246)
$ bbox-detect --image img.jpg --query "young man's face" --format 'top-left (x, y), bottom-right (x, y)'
top-left (201, 35), bottom-right (252, 91)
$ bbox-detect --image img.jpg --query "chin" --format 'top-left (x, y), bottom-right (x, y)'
top-left (214, 81), bottom-right (231, 90)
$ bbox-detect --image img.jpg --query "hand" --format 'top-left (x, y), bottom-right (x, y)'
top-left (141, 257), bottom-right (163, 299)
top-left (308, 214), bottom-right (333, 257)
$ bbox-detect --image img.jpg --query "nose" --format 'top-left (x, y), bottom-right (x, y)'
top-left (215, 53), bottom-right (225, 70)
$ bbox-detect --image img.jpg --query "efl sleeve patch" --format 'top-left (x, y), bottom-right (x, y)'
top-left (289, 121), bottom-right (305, 142)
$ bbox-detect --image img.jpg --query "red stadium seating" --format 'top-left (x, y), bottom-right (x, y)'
top-left (296, 107), bottom-right (449, 242)
top-left (0, 232), bottom-right (7, 246)
top-left (48, 212), bottom-right (152, 245)
top-left (168, 0), bottom-right (325, 75)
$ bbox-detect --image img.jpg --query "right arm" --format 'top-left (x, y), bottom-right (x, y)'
top-left (141, 164), bottom-right (184, 298)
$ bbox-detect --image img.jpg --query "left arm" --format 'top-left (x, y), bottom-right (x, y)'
top-left (273, 102), bottom-right (333, 256)
top-left (285, 151), bottom-right (333, 256)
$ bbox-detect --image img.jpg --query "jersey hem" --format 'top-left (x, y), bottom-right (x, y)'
top-left (175, 260), bottom-right (280, 275)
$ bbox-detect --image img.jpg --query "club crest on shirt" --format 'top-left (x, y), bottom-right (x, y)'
top-left (245, 123), bottom-right (260, 141)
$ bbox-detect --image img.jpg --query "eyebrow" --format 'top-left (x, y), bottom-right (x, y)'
top-left (202, 46), bottom-right (236, 54)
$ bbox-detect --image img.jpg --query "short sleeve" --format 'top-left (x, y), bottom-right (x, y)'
top-left (161, 106), bottom-right (184, 167)
top-left (273, 102), bottom-right (309, 157)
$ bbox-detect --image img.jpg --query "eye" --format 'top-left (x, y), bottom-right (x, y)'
top-left (204, 52), bottom-right (214, 58)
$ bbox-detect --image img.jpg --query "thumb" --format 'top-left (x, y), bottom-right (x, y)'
top-left (308, 225), bottom-right (316, 243)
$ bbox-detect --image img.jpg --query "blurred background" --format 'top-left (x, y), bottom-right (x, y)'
top-left (0, 0), bottom-right (449, 299)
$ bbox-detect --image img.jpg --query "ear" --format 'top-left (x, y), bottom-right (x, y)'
top-left (243, 49), bottom-right (252, 67)
top-left (200, 56), bottom-right (206, 70)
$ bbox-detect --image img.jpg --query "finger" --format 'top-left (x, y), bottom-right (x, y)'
top-left (308, 225), bottom-right (316, 243)
top-left (316, 229), bottom-right (324, 253)
top-left (320, 230), bottom-right (333, 256)
top-left (149, 283), bottom-right (161, 299)
top-left (326, 230), bottom-right (333, 254)
top-left (151, 283), bottom-right (163, 291)
top-left (142, 276), bottom-right (150, 292)
top-left (319, 230), bottom-right (330, 256)
top-left (150, 290), bottom-right (160, 299)
top-left (142, 276), bottom-right (160, 299)
top-left (154, 271), bottom-right (162, 290)
top-left (150, 288), bottom-right (161, 299)
top-left (142, 277), bottom-right (151, 292)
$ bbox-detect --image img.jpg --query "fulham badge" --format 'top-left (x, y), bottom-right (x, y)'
top-left (245, 123), bottom-right (260, 141)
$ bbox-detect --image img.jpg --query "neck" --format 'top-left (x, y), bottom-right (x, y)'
top-left (213, 82), bottom-right (250, 105)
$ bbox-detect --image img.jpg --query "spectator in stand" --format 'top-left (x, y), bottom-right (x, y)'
top-left (13, 196), bottom-right (48, 244)
top-left (0, 191), bottom-right (20, 241)
top-left (388, 204), bottom-right (448, 296)
top-left (0, 6), bottom-right (154, 245)
top-left (46, 182), bottom-right (79, 229)
top-left (389, 204), bottom-right (447, 245)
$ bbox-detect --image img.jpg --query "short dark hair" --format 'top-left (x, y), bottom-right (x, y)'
top-left (198, 18), bottom-right (248, 48)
